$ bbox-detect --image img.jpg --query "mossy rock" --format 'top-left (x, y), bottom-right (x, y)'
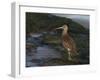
top-left (26, 12), bottom-right (88, 34)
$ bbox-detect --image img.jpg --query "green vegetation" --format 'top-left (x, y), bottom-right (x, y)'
top-left (26, 12), bottom-right (88, 34)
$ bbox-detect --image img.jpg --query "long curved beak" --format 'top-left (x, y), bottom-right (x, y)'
top-left (55, 27), bottom-right (63, 30)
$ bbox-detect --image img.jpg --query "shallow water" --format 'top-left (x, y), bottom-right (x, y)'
top-left (26, 45), bottom-right (62, 67)
top-left (26, 33), bottom-right (62, 67)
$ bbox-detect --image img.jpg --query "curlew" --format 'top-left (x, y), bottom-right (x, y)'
top-left (55, 24), bottom-right (78, 60)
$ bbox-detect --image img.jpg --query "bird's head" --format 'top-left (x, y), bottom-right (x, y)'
top-left (55, 24), bottom-right (69, 31)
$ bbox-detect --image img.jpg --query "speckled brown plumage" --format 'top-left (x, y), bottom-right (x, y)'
top-left (55, 24), bottom-right (78, 60)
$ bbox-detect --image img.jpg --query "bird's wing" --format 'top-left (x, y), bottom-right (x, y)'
top-left (62, 34), bottom-right (77, 53)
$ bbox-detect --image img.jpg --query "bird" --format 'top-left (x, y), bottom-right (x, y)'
top-left (55, 24), bottom-right (78, 60)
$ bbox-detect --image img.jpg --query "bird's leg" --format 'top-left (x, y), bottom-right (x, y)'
top-left (76, 52), bottom-right (79, 56)
top-left (68, 51), bottom-right (72, 60)
top-left (67, 48), bottom-right (72, 60)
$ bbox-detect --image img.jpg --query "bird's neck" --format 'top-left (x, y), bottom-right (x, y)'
top-left (62, 28), bottom-right (68, 36)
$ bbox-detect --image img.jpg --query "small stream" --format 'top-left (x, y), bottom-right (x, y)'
top-left (26, 45), bottom-right (62, 67)
top-left (26, 33), bottom-right (62, 67)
